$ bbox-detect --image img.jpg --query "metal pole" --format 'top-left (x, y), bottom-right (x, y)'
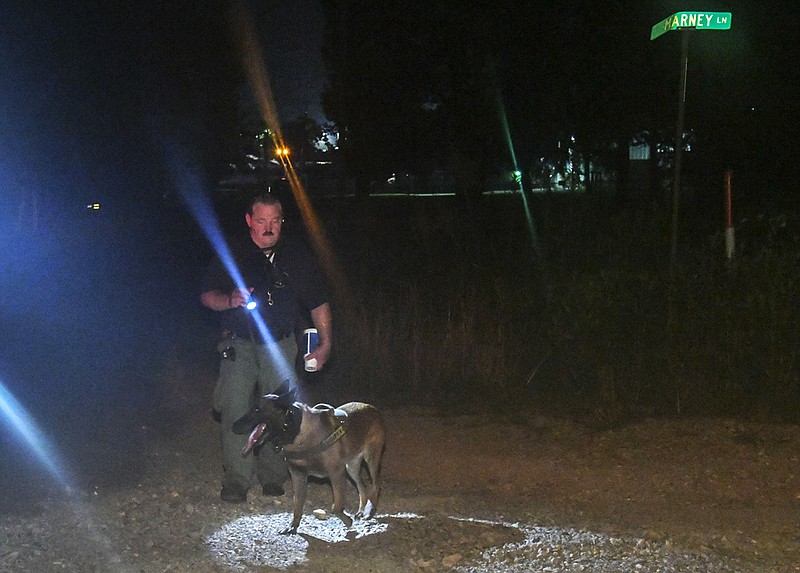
top-left (670, 30), bottom-right (690, 270)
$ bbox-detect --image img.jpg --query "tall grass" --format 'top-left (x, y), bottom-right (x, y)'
top-left (315, 194), bottom-right (799, 422)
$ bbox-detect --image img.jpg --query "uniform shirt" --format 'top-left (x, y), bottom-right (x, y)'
top-left (201, 235), bottom-right (329, 341)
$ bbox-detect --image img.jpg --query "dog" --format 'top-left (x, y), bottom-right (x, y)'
top-left (232, 390), bottom-right (386, 534)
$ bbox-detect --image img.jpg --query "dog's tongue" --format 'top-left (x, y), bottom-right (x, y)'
top-left (241, 423), bottom-right (267, 457)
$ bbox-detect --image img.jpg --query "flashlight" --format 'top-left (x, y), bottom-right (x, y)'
top-left (245, 298), bottom-right (258, 311)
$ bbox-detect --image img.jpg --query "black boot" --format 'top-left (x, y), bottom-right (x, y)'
top-left (220, 482), bottom-right (248, 503)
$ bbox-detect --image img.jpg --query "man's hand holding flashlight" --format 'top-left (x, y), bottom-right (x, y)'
top-left (228, 287), bottom-right (254, 309)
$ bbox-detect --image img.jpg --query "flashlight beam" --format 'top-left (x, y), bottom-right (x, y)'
top-left (162, 137), bottom-right (296, 390)
top-left (0, 380), bottom-right (72, 488)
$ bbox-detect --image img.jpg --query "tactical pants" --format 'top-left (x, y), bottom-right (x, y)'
top-left (213, 335), bottom-right (296, 491)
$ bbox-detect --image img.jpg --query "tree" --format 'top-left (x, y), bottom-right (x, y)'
top-left (318, 1), bottom-right (787, 207)
top-left (319, 1), bottom-right (512, 197)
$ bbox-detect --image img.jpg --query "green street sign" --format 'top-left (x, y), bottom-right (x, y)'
top-left (651, 11), bottom-right (732, 40)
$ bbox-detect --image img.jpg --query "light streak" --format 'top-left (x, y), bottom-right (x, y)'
top-left (495, 89), bottom-right (543, 258)
top-left (231, 1), bottom-right (350, 303)
top-left (0, 377), bottom-right (129, 564)
top-left (0, 378), bottom-right (73, 489)
top-left (162, 139), bottom-right (295, 387)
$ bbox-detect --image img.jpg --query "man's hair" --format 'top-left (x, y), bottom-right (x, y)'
top-left (248, 192), bottom-right (282, 216)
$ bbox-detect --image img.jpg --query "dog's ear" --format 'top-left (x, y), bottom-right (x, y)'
top-left (264, 383), bottom-right (297, 409)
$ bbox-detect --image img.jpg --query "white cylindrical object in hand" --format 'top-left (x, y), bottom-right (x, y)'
top-left (303, 328), bottom-right (319, 372)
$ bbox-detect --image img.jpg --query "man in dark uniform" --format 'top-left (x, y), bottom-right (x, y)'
top-left (200, 192), bottom-right (332, 502)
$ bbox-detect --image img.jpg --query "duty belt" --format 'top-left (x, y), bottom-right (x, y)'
top-left (225, 330), bottom-right (291, 344)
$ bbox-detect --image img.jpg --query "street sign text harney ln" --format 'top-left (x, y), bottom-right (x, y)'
top-left (650, 11), bottom-right (732, 41)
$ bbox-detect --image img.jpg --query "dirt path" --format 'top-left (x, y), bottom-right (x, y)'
top-left (388, 409), bottom-right (800, 563)
top-left (1, 407), bottom-right (799, 572)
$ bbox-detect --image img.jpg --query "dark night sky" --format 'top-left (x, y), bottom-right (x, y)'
top-left (2, 0), bottom-right (797, 211)
top-left (1, 0), bottom-right (797, 241)
top-left (2, 1), bottom-right (798, 282)
top-left (249, 0), bottom-right (327, 123)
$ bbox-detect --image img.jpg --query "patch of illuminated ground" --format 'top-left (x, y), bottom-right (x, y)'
top-left (208, 513), bottom-right (744, 572)
top-left (207, 512), bottom-right (406, 570)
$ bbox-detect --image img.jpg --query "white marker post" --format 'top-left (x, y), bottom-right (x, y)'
top-left (724, 169), bottom-right (735, 262)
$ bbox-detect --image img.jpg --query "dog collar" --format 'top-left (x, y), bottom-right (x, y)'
top-left (282, 420), bottom-right (347, 459)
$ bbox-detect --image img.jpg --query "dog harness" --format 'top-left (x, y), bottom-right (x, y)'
top-left (281, 407), bottom-right (348, 460)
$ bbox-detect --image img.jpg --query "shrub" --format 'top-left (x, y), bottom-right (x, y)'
top-left (316, 195), bottom-right (799, 421)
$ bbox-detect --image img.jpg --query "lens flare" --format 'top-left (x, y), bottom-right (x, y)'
top-left (232, 2), bottom-right (350, 303)
top-left (0, 379), bottom-right (72, 489)
top-left (0, 378), bottom-right (130, 565)
top-left (495, 89), bottom-right (543, 258)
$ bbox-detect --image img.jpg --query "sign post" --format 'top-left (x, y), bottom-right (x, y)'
top-left (651, 11), bottom-right (732, 273)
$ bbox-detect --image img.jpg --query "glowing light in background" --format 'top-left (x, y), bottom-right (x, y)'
top-left (0, 378), bottom-right (73, 489)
